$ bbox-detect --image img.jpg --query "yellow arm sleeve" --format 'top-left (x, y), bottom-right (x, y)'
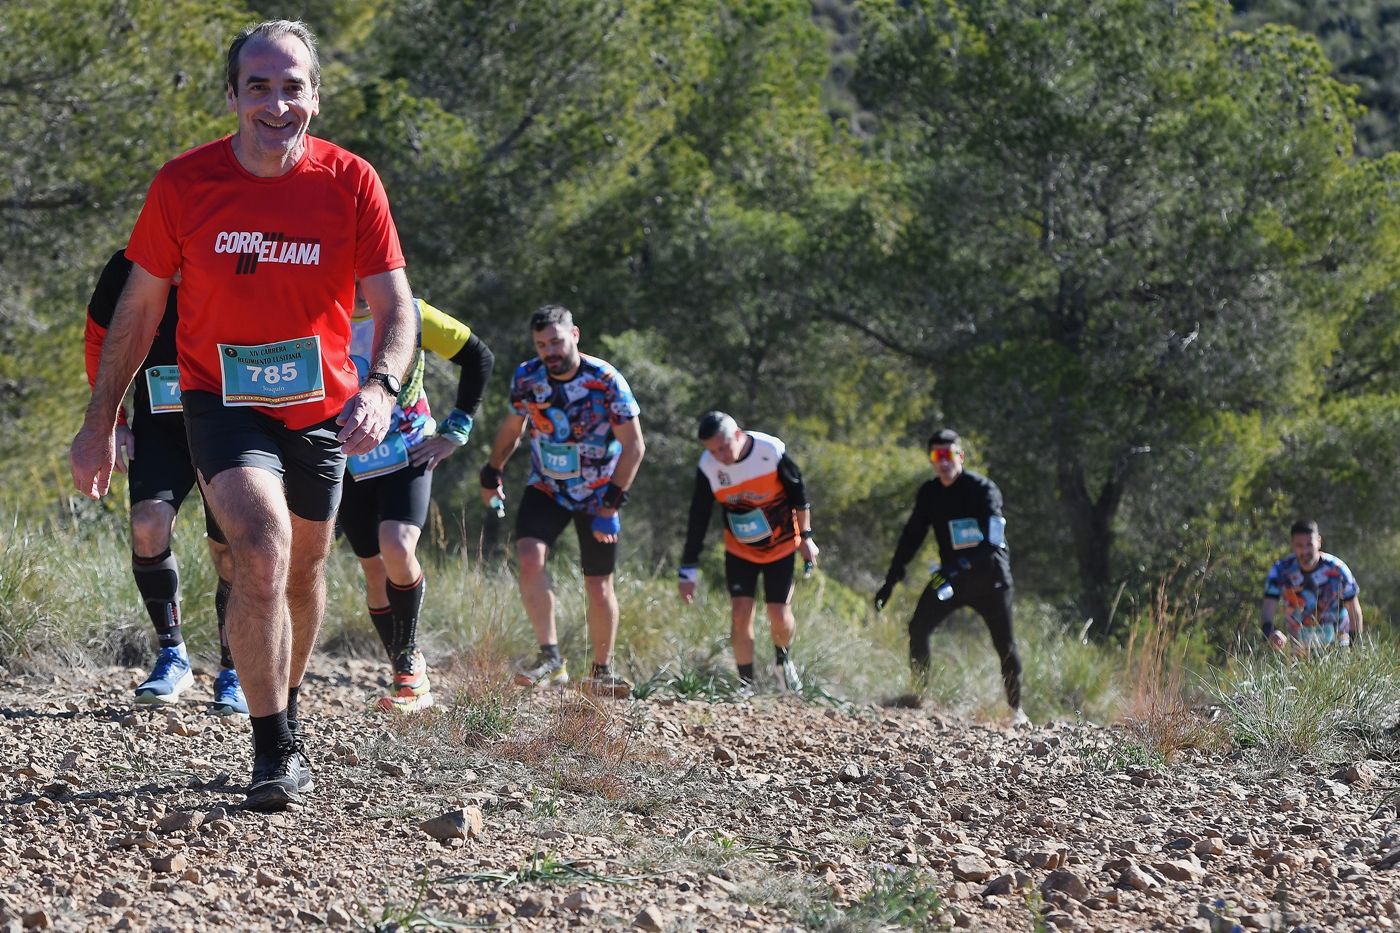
top-left (418, 299), bottom-right (473, 360)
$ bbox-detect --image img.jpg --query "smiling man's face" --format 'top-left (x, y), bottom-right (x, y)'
top-left (226, 32), bottom-right (319, 177)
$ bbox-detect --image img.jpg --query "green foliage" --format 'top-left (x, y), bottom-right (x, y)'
top-left (0, 517), bottom-right (163, 667)
top-left (632, 662), bottom-right (750, 702)
top-left (5, 0), bottom-right (1400, 660)
top-left (1209, 638), bottom-right (1400, 762)
top-left (804, 864), bottom-right (948, 932)
top-left (1232, 0), bottom-right (1400, 155)
top-left (0, 0), bottom-right (242, 510)
top-left (848, 0), bottom-right (1392, 631)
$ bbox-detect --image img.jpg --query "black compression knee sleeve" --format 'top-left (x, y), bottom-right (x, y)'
top-left (386, 573), bottom-right (425, 659)
top-left (132, 549), bottom-right (182, 649)
top-left (369, 605), bottom-right (394, 660)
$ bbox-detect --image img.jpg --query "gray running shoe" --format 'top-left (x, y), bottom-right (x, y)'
top-left (514, 653), bottom-right (569, 688)
top-left (775, 658), bottom-right (803, 693)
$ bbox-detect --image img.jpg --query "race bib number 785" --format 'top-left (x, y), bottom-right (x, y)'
top-left (219, 337), bottom-right (325, 408)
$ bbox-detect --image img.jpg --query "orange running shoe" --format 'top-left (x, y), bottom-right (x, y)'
top-left (378, 650), bottom-right (434, 714)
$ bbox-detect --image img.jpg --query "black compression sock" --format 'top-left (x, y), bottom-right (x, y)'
top-left (215, 578), bottom-right (234, 669)
top-left (386, 573), bottom-right (425, 659)
top-left (286, 684), bottom-right (300, 730)
top-left (541, 643), bottom-right (562, 663)
top-left (774, 645), bottom-right (790, 664)
top-left (133, 549), bottom-right (182, 649)
top-left (737, 663), bottom-right (755, 684)
top-left (368, 605), bottom-right (394, 660)
top-left (591, 662), bottom-right (611, 679)
top-left (250, 710), bottom-right (293, 761)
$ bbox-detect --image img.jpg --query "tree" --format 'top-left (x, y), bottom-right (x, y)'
top-left (1232, 0), bottom-right (1400, 156)
top-left (849, 0), bottom-right (1380, 634)
top-left (324, 0), bottom-right (896, 565)
top-left (0, 1), bottom-right (242, 511)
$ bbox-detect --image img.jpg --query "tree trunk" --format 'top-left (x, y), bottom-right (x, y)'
top-left (1055, 445), bottom-right (1128, 640)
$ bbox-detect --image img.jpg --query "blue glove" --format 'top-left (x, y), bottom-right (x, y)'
top-left (592, 513), bottom-right (621, 536)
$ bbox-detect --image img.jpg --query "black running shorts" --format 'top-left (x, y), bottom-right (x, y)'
top-left (182, 390), bottom-right (346, 522)
top-left (725, 551), bottom-right (796, 604)
top-left (514, 485), bottom-right (617, 577)
top-left (128, 410), bottom-right (226, 543)
top-left (337, 460), bottom-right (432, 559)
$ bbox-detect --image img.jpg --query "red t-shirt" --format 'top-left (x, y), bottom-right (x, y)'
top-left (126, 135), bottom-right (405, 428)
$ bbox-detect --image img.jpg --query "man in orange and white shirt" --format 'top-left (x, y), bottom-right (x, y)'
top-left (70, 20), bottom-right (417, 812)
top-left (678, 412), bottom-right (817, 693)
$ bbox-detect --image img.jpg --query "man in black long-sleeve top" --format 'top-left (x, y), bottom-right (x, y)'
top-left (874, 428), bottom-right (1026, 723)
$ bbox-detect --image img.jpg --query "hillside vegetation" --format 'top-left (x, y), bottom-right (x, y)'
top-left (6, 0), bottom-right (1400, 647)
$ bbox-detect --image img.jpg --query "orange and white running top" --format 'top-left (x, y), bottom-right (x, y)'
top-left (683, 431), bottom-right (810, 565)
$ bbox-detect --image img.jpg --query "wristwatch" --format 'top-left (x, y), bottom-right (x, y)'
top-left (366, 371), bottom-right (402, 396)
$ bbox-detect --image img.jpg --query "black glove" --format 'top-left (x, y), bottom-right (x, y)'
top-left (874, 580), bottom-right (896, 613)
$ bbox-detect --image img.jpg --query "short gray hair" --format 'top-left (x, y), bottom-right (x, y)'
top-left (227, 20), bottom-right (321, 92)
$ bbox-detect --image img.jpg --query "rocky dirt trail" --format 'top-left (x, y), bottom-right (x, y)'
top-left (3, 659), bottom-right (1399, 932)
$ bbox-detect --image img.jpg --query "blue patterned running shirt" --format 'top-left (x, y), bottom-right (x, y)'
top-left (508, 355), bottom-right (640, 513)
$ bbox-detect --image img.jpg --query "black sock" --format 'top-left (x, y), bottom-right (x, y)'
top-left (737, 663), bottom-right (755, 684)
top-left (591, 662), bottom-right (611, 678)
top-left (386, 573), bottom-right (425, 660)
top-left (286, 684), bottom-right (300, 730)
top-left (133, 549), bottom-right (182, 649)
top-left (774, 645), bottom-right (790, 664)
top-left (215, 578), bottom-right (234, 669)
top-left (250, 710), bottom-right (293, 760)
top-left (369, 605), bottom-right (394, 660)
top-left (541, 643), bottom-right (561, 663)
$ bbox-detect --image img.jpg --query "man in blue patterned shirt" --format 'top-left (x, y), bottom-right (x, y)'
top-left (480, 305), bottom-right (645, 697)
top-left (1261, 519), bottom-right (1362, 652)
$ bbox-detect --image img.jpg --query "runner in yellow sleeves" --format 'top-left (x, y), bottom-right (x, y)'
top-left (340, 287), bottom-right (494, 713)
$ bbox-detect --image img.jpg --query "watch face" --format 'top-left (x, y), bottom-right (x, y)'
top-left (373, 372), bottom-right (400, 394)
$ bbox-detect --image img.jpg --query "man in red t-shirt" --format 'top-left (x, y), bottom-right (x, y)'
top-left (70, 20), bottom-right (417, 812)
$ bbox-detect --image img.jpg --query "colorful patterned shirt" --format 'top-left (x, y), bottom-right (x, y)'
top-left (508, 355), bottom-right (640, 513)
top-left (1263, 553), bottom-right (1359, 644)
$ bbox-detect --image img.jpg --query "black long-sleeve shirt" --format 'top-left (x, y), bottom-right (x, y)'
top-left (884, 470), bottom-right (1011, 587)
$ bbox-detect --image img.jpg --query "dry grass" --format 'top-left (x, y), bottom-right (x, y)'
top-left (496, 691), bottom-right (660, 802)
top-left (372, 645), bottom-right (678, 810)
top-left (1119, 573), bottom-right (1228, 762)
